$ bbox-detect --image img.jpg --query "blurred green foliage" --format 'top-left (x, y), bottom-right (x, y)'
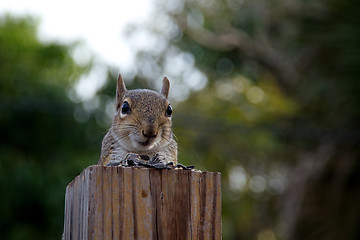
top-left (0, 16), bottom-right (101, 239)
top-left (1, 0), bottom-right (360, 239)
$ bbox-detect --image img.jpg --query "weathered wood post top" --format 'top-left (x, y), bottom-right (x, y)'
top-left (63, 166), bottom-right (221, 240)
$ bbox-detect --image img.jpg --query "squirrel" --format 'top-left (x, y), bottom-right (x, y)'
top-left (98, 74), bottom-right (178, 167)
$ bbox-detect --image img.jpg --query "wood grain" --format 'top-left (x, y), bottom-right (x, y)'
top-left (63, 165), bottom-right (221, 240)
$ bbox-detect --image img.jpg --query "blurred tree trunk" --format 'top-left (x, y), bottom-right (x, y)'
top-left (281, 141), bottom-right (360, 240)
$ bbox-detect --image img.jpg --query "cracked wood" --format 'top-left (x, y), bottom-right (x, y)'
top-left (63, 166), bottom-right (221, 240)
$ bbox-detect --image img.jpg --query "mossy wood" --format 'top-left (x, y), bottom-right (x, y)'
top-left (63, 166), bottom-right (221, 240)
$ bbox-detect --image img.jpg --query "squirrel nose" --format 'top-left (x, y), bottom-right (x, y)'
top-left (142, 128), bottom-right (158, 138)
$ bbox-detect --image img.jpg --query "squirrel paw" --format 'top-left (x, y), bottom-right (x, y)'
top-left (106, 153), bottom-right (142, 167)
top-left (149, 153), bottom-right (167, 164)
top-left (124, 153), bottom-right (142, 166)
top-left (122, 153), bottom-right (172, 169)
top-left (148, 154), bottom-right (171, 169)
top-left (125, 153), bottom-right (141, 161)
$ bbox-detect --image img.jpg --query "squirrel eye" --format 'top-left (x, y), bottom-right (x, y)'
top-left (121, 101), bottom-right (131, 114)
top-left (165, 104), bottom-right (172, 117)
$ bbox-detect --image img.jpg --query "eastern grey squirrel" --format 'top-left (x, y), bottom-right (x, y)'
top-left (98, 74), bottom-right (178, 167)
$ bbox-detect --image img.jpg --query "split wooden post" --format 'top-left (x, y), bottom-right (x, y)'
top-left (63, 165), bottom-right (221, 240)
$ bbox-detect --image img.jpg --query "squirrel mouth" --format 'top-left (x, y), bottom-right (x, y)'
top-left (139, 139), bottom-right (151, 146)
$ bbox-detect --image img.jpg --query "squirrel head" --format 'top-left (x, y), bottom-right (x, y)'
top-left (111, 74), bottom-right (174, 152)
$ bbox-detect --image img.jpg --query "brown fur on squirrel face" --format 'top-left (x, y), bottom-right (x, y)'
top-left (98, 74), bottom-right (178, 166)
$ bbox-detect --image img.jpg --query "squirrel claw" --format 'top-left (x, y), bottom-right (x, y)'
top-left (149, 153), bottom-right (167, 164)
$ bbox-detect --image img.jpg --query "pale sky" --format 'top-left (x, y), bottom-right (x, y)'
top-left (0, 0), bottom-right (153, 99)
top-left (0, 0), bottom-right (208, 102)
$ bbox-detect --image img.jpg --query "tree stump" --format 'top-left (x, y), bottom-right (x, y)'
top-left (63, 165), bottom-right (221, 240)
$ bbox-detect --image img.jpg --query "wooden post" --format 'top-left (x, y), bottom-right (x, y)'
top-left (63, 165), bottom-right (221, 240)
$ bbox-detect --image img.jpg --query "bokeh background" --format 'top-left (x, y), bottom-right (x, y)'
top-left (1, 0), bottom-right (360, 239)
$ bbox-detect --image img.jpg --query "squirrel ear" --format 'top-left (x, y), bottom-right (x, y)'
top-left (116, 74), bottom-right (127, 110)
top-left (161, 77), bottom-right (170, 98)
